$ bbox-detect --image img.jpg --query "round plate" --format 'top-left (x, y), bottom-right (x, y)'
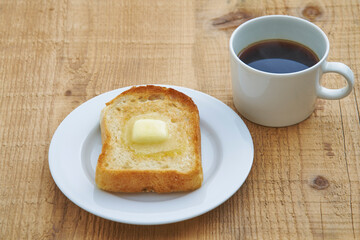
top-left (49, 85), bottom-right (254, 225)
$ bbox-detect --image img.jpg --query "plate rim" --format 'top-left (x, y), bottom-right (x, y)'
top-left (49, 85), bottom-right (254, 225)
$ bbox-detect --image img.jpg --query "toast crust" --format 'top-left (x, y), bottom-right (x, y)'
top-left (95, 85), bottom-right (203, 193)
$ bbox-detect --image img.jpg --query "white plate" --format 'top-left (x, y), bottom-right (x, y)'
top-left (49, 85), bottom-right (254, 225)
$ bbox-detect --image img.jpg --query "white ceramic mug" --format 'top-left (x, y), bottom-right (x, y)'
top-left (229, 15), bottom-right (354, 127)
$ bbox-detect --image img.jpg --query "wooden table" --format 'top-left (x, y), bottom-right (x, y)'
top-left (1, 0), bottom-right (359, 239)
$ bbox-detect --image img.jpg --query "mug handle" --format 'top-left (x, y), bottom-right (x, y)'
top-left (316, 61), bottom-right (354, 100)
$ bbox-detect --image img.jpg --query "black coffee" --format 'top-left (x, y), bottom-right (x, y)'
top-left (238, 39), bottom-right (319, 74)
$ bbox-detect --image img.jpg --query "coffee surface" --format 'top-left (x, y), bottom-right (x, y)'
top-left (238, 39), bottom-right (319, 74)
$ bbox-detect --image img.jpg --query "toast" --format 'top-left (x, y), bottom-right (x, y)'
top-left (95, 85), bottom-right (203, 193)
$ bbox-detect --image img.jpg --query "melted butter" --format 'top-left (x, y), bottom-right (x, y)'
top-left (123, 113), bottom-right (185, 155)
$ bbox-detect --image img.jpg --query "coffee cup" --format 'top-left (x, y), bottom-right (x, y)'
top-left (229, 15), bottom-right (354, 127)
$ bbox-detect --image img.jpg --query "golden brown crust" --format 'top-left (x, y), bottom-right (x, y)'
top-left (106, 85), bottom-right (198, 110)
top-left (95, 85), bottom-right (203, 193)
top-left (95, 168), bottom-right (203, 193)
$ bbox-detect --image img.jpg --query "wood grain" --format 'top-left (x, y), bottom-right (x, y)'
top-left (0, 0), bottom-right (359, 239)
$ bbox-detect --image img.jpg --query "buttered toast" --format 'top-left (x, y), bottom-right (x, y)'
top-left (95, 85), bottom-right (203, 193)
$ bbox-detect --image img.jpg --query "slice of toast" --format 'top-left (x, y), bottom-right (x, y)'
top-left (95, 85), bottom-right (203, 193)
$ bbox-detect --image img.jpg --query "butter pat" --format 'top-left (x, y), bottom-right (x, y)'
top-left (132, 119), bottom-right (168, 144)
